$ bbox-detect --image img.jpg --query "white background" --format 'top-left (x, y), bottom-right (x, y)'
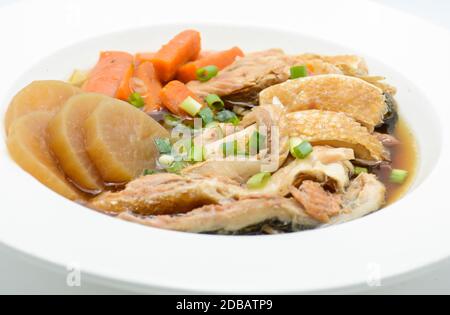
top-left (0, 0), bottom-right (449, 294)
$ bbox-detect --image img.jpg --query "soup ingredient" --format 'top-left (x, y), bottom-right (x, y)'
top-left (115, 64), bottom-right (134, 100)
top-left (187, 49), bottom-right (294, 104)
top-left (7, 112), bottom-right (82, 200)
top-left (82, 51), bottom-right (134, 97)
top-left (4, 80), bottom-right (81, 134)
top-left (47, 93), bottom-right (106, 192)
top-left (134, 52), bottom-right (155, 66)
top-left (289, 138), bottom-right (313, 159)
top-left (182, 160), bottom-right (263, 183)
top-left (196, 65), bottom-right (219, 82)
top-left (90, 173), bottom-right (245, 215)
top-left (299, 54), bottom-right (369, 76)
top-left (180, 96), bottom-right (203, 117)
top-left (389, 169), bottom-right (408, 184)
top-left (69, 69), bottom-right (90, 87)
top-left (354, 166), bottom-right (368, 175)
top-left (260, 74), bottom-right (387, 131)
top-left (247, 172), bottom-right (271, 189)
top-left (150, 30), bottom-right (201, 82)
top-left (177, 47), bottom-right (244, 82)
top-left (205, 94), bottom-right (224, 110)
top-left (154, 137), bottom-right (172, 154)
top-left (128, 92), bottom-right (145, 108)
top-left (133, 62), bottom-right (162, 112)
top-left (198, 107), bottom-right (214, 125)
top-left (215, 110), bottom-right (239, 125)
top-left (285, 110), bottom-right (388, 160)
top-left (119, 173), bottom-right (385, 233)
top-left (160, 80), bottom-right (203, 116)
top-left (290, 65), bottom-right (308, 79)
top-left (290, 181), bottom-right (341, 223)
top-left (84, 99), bottom-right (169, 183)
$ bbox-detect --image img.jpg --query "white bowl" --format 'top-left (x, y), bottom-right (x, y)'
top-left (1, 20), bottom-right (450, 293)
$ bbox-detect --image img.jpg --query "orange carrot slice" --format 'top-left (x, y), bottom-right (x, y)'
top-left (160, 80), bottom-right (203, 116)
top-left (151, 30), bottom-right (201, 82)
top-left (135, 52), bottom-right (155, 66)
top-left (116, 64), bottom-right (134, 101)
top-left (83, 51), bottom-right (133, 97)
top-left (176, 47), bottom-right (244, 83)
top-left (132, 62), bottom-right (163, 113)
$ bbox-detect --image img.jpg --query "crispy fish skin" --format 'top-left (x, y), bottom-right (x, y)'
top-left (118, 173), bottom-right (385, 233)
top-left (90, 173), bottom-right (246, 215)
top-left (260, 74), bottom-right (387, 130)
top-left (284, 110), bottom-right (388, 161)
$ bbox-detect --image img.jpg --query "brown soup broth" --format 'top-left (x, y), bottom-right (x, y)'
top-left (373, 119), bottom-right (418, 205)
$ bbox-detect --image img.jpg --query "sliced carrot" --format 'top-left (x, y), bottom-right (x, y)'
top-left (160, 80), bottom-right (203, 116)
top-left (176, 47), bottom-right (244, 83)
top-left (83, 51), bottom-right (134, 97)
top-left (135, 52), bottom-right (155, 66)
top-left (195, 50), bottom-right (215, 60)
top-left (116, 64), bottom-right (134, 100)
top-left (151, 30), bottom-right (201, 82)
top-left (132, 62), bottom-right (162, 113)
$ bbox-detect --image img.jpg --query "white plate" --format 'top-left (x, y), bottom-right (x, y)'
top-left (1, 0), bottom-right (450, 294)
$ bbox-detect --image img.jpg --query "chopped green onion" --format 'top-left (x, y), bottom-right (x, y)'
top-left (154, 138), bottom-right (172, 154)
top-left (248, 131), bottom-right (266, 154)
top-left (354, 166), bottom-right (368, 175)
top-left (163, 114), bottom-right (181, 127)
top-left (222, 140), bottom-right (239, 157)
top-left (205, 121), bottom-right (220, 129)
top-left (389, 169), bottom-right (408, 184)
top-left (158, 154), bottom-right (175, 167)
top-left (128, 92), bottom-right (145, 108)
top-left (143, 169), bottom-right (160, 176)
top-left (189, 144), bottom-right (205, 162)
top-left (205, 94), bottom-right (224, 110)
top-left (166, 161), bottom-right (186, 174)
top-left (290, 65), bottom-right (308, 79)
top-left (196, 65), bottom-right (219, 82)
top-left (180, 96), bottom-right (203, 117)
top-left (198, 107), bottom-right (214, 125)
top-left (290, 139), bottom-right (313, 159)
top-left (247, 172), bottom-right (271, 189)
top-left (216, 110), bottom-right (240, 125)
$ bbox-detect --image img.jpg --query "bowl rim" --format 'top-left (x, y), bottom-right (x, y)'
top-left (1, 16), bottom-right (450, 293)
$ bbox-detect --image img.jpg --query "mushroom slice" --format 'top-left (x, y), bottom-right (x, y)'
top-left (260, 74), bottom-right (387, 130)
top-left (90, 173), bottom-right (246, 215)
top-left (284, 110), bottom-right (388, 161)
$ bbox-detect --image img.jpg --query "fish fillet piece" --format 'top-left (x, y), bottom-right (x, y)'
top-left (298, 54), bottom-right (369, 76)
top-left (182, 160), bottom-right (263, 183)
top-left (118, 174), bottom-right (385, 233)
top-left (187, 49), bottom-right (293, 104)
top-left (253, 146), bottom-right (353, 196)
top-left (284, 110), bottom-right (388, 161)
top-left (90, 173), bottom-right (246, 215)
top-left (290, 181), bottom-right (341, 223)
top-left (260, 74), bottom-right (387, 130)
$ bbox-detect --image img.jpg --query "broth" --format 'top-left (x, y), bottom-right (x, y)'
top-left (374, 119), bottom-right (418, 205)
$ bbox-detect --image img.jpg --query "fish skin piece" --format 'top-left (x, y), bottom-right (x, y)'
top-left (284, 110), bottom-right (388, 161)
top-left (89, 173), bottom-right (246, 215)
top-left (118, 173), bottom-right (385, 233)
top-left (260, 74), bottom-right (387, 131)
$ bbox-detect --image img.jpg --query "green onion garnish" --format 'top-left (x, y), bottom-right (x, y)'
top-left (248, 131), bottom-right (266, 155)
top-left (215, 110), bottom-right (240, 125)
top-left (128, 92), bottom-right (145, 108)
top-left (205, 94), bottom-right (224, 110)
top-left (189, 144), bottom-right (205, 162)
top-left (154, 138), bottom-right (172, 154)
top-left (163, 114), bottom-right (181, 127)
top-left (247, 172), bottom-right (271, 189)
top-left (222, 140), bottom-right (239, 157)
top-left (180, 96), bottom-right (203, 117)
top-left (354, 166), bottom-right (368, 175)
top-left (205, 121), bottom-right (220, 129)
top-left (198, 107), bottom-right (214, 125)
top-left (166, 161), bottom-right (186, 174)
top-left (389, 169), bottom-right (408, 184)
top-left (290, 65), bottom-right (308, 79)
top-left (290, 138), bottom-right (313, 159)
top-left (158, 154), bottom-right (175, 167)
top-left (196, 65), bottom-right (219, 82)
top-left (143, 169), bottom-right (160, 176)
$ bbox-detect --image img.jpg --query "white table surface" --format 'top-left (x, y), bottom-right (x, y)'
top-left (1, 0), bottom-right (449, 294)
